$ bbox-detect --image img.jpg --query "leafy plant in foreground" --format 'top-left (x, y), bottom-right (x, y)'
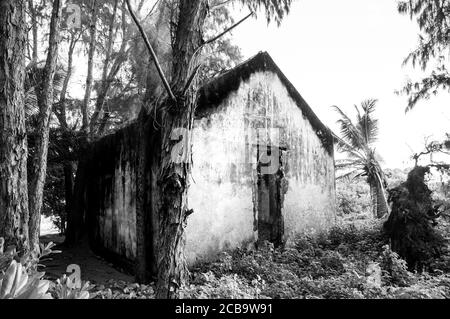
top-left (0, 260), bottom-right (52, 299)
top-left (0, 237), bottom-right (91, 299)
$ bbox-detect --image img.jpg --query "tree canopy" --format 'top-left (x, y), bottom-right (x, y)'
top-left (397, 0), bottom-right (450, 111)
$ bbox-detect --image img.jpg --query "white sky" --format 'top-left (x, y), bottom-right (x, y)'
top-left (232, 0), bottom-right (450, 169)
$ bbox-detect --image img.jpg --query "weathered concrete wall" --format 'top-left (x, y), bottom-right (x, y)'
top-left (83, 124), bottom-right (139, 268)
top-left (186, 71), bottom-right (335, 263)
top-left (186, 95), bottom-right (257, 264)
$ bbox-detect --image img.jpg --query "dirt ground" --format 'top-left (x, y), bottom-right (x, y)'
top-left (40, 234), bottom-right (134, 285)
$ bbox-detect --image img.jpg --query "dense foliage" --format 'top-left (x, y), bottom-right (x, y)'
top-left (385, 166), bottom-right (448, 269)
top-left (81, 211), bottom-right (450, 299)
top-left (336, 177), bottom-right (371, 219)
top-left (178, 214), bottom-right (449, 299)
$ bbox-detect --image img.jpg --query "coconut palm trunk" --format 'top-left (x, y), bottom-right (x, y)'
top-left (369, 177), bottom-right (388, 219)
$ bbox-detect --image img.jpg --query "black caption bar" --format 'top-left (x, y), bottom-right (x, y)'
top-left (2, 299), bottom-right (440, 318)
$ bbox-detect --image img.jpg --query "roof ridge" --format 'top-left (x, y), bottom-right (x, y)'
top-left (197, 51), bottom-right (334, 154)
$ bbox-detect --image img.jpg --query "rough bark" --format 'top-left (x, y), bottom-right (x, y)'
top-left (28, 0), bottom-right (62, 249)
top-left (0, 0), bottom-right (30, 250)
top-left (128, 0), bottom-right (208, 296)
top-left (82, 0), bottom-right (98, 135)
top-left (152, 0), bottom-right (209, 299)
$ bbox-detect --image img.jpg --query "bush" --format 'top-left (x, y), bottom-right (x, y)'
top-left (336, 178), bottom-right (371, 218)
top-left (380, 245), bottom-right (414, 287)
top-left (385, 167), bottom-right (447, 269)
top-left (180, 272), bottom-right (266, 299)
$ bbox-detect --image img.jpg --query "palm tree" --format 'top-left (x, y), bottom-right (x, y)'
top-left (333, 99), bottom-right (389, 219)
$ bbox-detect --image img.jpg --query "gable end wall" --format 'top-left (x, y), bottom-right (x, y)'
top-left (186, 71), bottom-right (336, 264)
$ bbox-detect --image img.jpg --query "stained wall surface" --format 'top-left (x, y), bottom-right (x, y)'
top-left (83, 124), bottom-right (139, 268)
top-left (186, 71), bottom-right (336, 264)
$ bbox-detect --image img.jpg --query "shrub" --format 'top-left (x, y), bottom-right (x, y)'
top-left (51, 275), bottom-right (91, 299)
top-left (380, 245), bottom-right (414, 287)
top-left (180, 272), bottom-right (266, 299)
top-left (336, 178), bottom-right (371, 218)
top-left (186, 218), bottom-right (450, 299)
top-left (385, 166), bottom-right (447, 269)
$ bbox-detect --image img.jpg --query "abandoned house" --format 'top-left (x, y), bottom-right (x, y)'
top-left (75, 52), bottom-right (336, 275)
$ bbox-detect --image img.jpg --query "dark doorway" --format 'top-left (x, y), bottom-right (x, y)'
top-left (256, 145), bottom-right (285, 247)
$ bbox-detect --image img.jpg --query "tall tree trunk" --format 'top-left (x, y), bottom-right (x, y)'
top-left (28, 0), bottom-right (62, 250)
top-left (153, 0), bottom-right (208, 299)
top-left (0, 0), bottom-right (30, 250)
top-left (28, 0), bottom-right (38, 64)
top-left (55, 31), bottom-right (78, 130)
top-left (89, 0), bottom-right (118, 135)
top-left (55, 32), bottom-right (78, 236)
top-left (82, 0), bottom-right (98, 135)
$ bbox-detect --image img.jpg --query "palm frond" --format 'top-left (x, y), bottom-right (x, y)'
top-left (356, 99), bottom-right (379, 145)
top-left (332, 105), bottom-right (366, 151)
top-left (332, 131), bottom-right (365, 161)
top-left (354, 104), bottom-right (361, 120)
top-left (25, 87), bottom-right (39, 118)
top-left (335, 159), bottom-right (364, 170)
top-left (25, 64), bottom-right (67, 119)
top-left (336, 169), bottom-right (365, 180)
top-left (333, 99), bottom-right (385, 186)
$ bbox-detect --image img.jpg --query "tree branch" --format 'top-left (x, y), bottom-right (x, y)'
top-left (187, 11), bottom-right (253, 76)
top-left (204, 11), bottom-right (254, 45)
top-left (182, 65), bottom-right (201, 95)
top-left (142, 0), bottom-right (162, 21)
top-left (125, 0), bottom-right (176, 102)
